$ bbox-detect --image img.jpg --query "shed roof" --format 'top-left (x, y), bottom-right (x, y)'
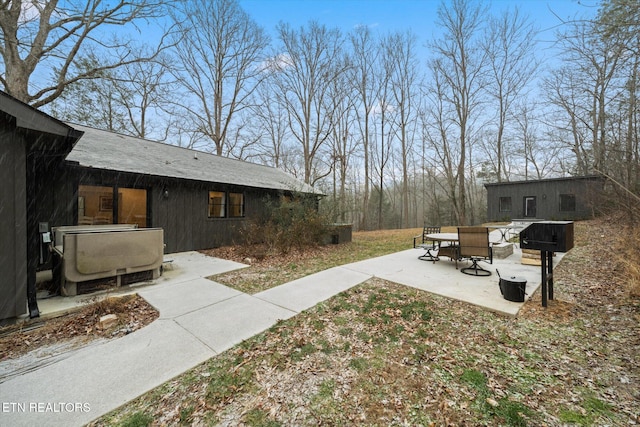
top-left (66, 124), bottom-right (318, 194)
top-left (483, 175), bottom-right (605, 188)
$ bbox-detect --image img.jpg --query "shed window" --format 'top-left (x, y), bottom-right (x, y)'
top-left (559, 194), bottom-right (576, 212)
top-left (499, 197), bottom-right (512, 212)
top-left (208, 191), bottom-right (226, 218)
top-left (229, 193), bottom-right (244, 217)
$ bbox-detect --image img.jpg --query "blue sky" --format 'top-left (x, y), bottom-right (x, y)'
top-left (238, 0), bottom-right (598, 35)
top-left (239, 0), bottom-right (599, 60)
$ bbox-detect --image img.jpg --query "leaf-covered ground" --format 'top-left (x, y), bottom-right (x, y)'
top-left (93, 220), bottom-right (640, 426)
top-left (0, 295), bottom-right (158, 362)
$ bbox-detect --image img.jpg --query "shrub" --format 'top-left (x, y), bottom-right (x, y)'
top-left (239, 193), bottom-right (329, 254)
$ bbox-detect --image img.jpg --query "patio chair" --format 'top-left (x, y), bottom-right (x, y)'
top-left (78, 216), bottom-right (93, 225)
top-left (437, 243), bottom-right (459, 269)
top-left (414, 225), bottom-right (440, 248)
top-left (93, 216), bottom-right (111, 225)
top-left (457, 227), bottom-right (493, 276)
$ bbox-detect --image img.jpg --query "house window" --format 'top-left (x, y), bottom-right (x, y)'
top-left (229, 192), bottom-right (244, 217)
top-left (208, 191), bottom-right (226, 218)
top-left (559, 194), bottom-right (576, 212)
top-left (499, 197), bottom-right (512, 212)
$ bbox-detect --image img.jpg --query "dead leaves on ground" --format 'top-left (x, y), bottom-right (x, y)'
top-left (94, 219), bottom-right (640, 426)
top-left (0, 295), bottom-right (158, 361)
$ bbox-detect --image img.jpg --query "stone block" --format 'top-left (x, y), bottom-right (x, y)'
top-left (98, 314), bottom-right (118, 330)
top-left (493, 243), bottom-right (514, 259)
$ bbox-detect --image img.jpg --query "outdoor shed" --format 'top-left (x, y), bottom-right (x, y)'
top-left (484, 176), bottom-right (605, 222)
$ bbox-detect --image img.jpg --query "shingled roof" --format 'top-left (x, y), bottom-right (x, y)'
top-left (66, 124), bottom-right (318, 194)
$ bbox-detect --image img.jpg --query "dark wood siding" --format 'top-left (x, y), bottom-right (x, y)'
top-left (1, 103), bottom-right (80, 321)
top-left (485, 177), bottom-right (605, 221)
top-left (67, 168), bottom-right (290, 253)
top-left (158, 183), bottom-right (279, 252)
top-left (0, 113), bottom-right (28, 320)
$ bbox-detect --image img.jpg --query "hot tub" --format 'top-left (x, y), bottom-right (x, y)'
top-left (52, 225), bottom-right (164, 296)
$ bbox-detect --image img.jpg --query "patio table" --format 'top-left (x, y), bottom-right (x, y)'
top-left (487, 225), bottom-right (513, 242)
top-left (417, 232), bottom-right (460, 262)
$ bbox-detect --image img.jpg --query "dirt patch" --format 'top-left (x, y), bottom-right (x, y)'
top-left (0, 294), bottom-right (158, 362)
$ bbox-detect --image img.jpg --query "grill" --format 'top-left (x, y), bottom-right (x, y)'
top-left (519, 221), bottom-right (574, 307)
top-left (520, 221), bottom-right (574, 253)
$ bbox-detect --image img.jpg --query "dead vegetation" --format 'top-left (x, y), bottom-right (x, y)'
top-left (92, 219), bottom-right (640, 426)
top-left (203, 227), bottom-right (456, 295)
top-left (0, 294), bottom-right (158, 362)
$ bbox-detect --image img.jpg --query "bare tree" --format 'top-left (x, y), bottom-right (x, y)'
top-left (272, 20), bottom-right (347, 185)
top-left (326, 63), bottom-right (357, 223)
top-left (545, 18), bottom-right (626, 177)
top-left (371, 56), bottom-right (395, 229)
top-left (349, 25), bottom-right (381, 230)
top-left (483, 6), bottom-right (538, 182)
top-left (0, 0), bottom-right (172, 107)
top-left (596, 0), bottom-right (640, 196)
top-left (50, 46), bottom-right (175, 140)
top-left (47, 55), bottom-right (131, 133)
top-left (383, 30), bottom-right (420, 228)
top-left (172, 0), bottom-right (269, 156)
top-left (428, 0), bottom-right (488, 226)
top-left (542, 67), bottom-right (592, 175)
top-left (115, 51), bottom-right (176, 139)
top-left (422, 63), bottom-right (462, 225)
top-left (512, 100), bottom-right (565, 180)
top-left (249, 82), bottom-right (290, 169)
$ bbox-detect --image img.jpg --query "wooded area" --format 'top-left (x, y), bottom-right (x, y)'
top-left (1, 0), bottom-right (638, 229)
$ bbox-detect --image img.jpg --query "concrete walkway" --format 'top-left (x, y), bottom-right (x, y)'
top-left (0, 241), bottom-right (552, 426)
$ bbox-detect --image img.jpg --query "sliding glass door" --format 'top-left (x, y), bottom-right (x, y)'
top-left (77, 185), bottom-right (148, 228)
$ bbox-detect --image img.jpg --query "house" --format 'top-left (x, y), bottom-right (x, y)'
top-left (484, 176), bottom-right (605, 222)
top-left (65, 124), bottom-right (318, 253)
top-left (0, 91), bottom-right (318, 320)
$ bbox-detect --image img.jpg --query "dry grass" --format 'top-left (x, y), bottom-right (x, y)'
top-left (204, 227), bottom-right (457, 294)
top-left (619, 227), bottom-right (640, 297)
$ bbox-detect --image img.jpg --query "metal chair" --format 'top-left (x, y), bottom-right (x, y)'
top-left (436, 243), bottom-right (459, 268)
top-left (414, 225), bottom-right (440, 248)
top-left (416, 226), bottom-right (441, 262)
top-left (458, 227), bottom-right (493, 276)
